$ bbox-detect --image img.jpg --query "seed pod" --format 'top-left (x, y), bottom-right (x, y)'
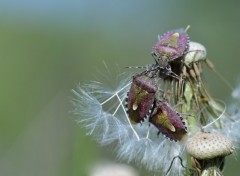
top-left (126, 74), bottom-right (157, 123)
top-left (149, 101), bottom-right (187, 141)
top-left (186, 133), bottom-right (234, 160)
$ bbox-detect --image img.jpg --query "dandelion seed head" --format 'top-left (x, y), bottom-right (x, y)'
top-left (72, 23), bottom-right (240, 176)
top-left (72, 65), bottom-right (187, 175)
top-left (72, 65), bottom-right (240, 176)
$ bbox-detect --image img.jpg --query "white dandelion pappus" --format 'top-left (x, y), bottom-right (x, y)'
top-left (71, 64), bottom-right (187, 175)
top-left (185, 84), bottom-right (240, 173)
top-left (206, 85), bottom-right (240, 150)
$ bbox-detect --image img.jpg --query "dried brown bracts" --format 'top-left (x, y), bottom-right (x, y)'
top-left (149, 101), bottom-right (187, 141)
top-left (126, 74), bottom-right (157, 123)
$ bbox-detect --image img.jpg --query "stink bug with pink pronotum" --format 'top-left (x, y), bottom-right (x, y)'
top-left (152, 27), bottom-right (190, 78)
top-left (125, 74), bottom-right (157, 123)
top-left (149, 101), bottom-right (187, 141)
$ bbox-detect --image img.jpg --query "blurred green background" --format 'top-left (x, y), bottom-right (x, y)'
top-left (1, 1), bottom-right (240, 176)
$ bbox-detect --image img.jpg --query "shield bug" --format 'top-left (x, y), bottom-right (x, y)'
top-left (127, 27), bottom-right (190, 80)
top-left (152, 28), bottom-right (189, 70)
top-left (149, 101), bottom-right (187, 141)
top-left (126, 74), bottom-right (157, 123)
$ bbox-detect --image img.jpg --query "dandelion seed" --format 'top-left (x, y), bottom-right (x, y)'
top-left (208, 89), bottom-right (240, 150)
top-left (232, 84), bottom-right (240, 99)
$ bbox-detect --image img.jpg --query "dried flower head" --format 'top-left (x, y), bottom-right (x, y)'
top-left (186, 133), bottom-right (234, 160)
top-left (72, 28), bottom-right (240, 176)
top-left (72, 66), bottom-right (187, 175)
top-left (186, 133), bottom-right (234, 175)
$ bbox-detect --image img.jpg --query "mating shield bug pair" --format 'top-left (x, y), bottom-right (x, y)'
top-left (125, 73), bottom-right (187, 141)
top-left (125, 27), bottom-right (192, 141)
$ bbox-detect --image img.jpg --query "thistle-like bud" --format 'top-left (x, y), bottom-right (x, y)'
top-left (187, 133), bottom-right (234, 160)
top-left (186, 133), bottom-right (234, 176)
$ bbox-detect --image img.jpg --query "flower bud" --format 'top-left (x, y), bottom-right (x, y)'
top-left (186, 133), bottom-right (234, 160)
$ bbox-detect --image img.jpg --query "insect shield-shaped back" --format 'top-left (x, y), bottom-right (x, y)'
top-left (152, 29), bottom-right (189, 66)
top-left (149, 101), bottom-right (187, 141)
top-left (126, 74), bottom-right (157, 123)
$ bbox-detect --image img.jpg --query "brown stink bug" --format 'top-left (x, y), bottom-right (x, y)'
top-left (149, 101), bottom-right (187, 141)
top-left (152, 27), bottom-right (190, 78)
top-left (126, 74), bottom-right (157, 123)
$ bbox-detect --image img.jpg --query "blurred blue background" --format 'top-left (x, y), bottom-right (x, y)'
top-left (1, 1), bottom-right (240, 175)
